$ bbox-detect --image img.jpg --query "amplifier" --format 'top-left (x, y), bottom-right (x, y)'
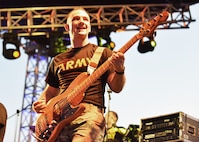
top-left (140, 112), bottom-right (199, 142)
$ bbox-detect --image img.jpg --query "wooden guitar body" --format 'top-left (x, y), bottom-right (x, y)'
top-left (35, 73), bottom-right (89, 142)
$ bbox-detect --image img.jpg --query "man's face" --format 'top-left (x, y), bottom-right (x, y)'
top-left (67, 10), bottom-right (91, 38)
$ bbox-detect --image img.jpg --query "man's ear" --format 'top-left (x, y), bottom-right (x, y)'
top-left (64, 24), bottom-right (69, 31)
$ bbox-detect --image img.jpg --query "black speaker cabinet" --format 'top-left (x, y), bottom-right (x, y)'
top-left (140, 112), bottom-right (199, 142)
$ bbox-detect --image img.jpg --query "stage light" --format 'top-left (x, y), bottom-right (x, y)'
top-left (102, 40), bottom-right (116, 50)
top-left (138, 38), bottom-right (157, 53)
top-left (95, 28), bottom-right (116, 50)
top-left (97, 37), bottom-right (115, 50)
top-left (109, 41), bottom-right (116, 49)
top-left (2, 33), bottom-right (21, 59)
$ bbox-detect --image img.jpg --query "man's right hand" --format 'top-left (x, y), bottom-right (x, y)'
top-left (32, 99), bottom-right (47, 113)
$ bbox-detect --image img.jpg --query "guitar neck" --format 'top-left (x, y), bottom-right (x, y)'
top-left (118, 33), bottom-right (140, 53)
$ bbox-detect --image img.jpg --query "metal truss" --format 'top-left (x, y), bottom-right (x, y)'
top-left (18, 40), bottom-right (51, 142)
top-left (0, 3), bottom-right (196, 37)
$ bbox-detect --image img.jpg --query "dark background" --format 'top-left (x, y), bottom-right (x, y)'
top-left (1, 0), bottom-right (199, 8)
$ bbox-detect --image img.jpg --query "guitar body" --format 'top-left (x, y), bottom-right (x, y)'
top-left (35, 72), bottom-right (89, 142)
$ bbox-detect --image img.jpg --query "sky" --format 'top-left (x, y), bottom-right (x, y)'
top-left (0, 3), bottom-right (199, 142)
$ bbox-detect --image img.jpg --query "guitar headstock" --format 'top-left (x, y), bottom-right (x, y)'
top-left (139, 10), bottom-right (169, 38)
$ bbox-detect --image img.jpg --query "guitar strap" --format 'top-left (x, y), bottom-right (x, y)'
top-left (87, 47), bottom-right (105, 75)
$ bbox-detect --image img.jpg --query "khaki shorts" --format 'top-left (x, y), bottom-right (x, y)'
top-left (56, 103), bottom-right (106, 142)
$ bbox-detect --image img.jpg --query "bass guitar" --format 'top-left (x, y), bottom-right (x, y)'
top-left (34, 10), bottom-right (169, 142)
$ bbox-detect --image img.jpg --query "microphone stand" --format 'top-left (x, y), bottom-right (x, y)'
top-left (104, 87), bottom-right (112, 142)
top-left (14, 109), bottom-right (20, 142)
top-left (107, 88), bottom-right (112, 114)
top-left (7, 105), bottom-right (29, 142)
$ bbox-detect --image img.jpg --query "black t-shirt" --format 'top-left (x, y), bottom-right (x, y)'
top-left (45, 43), bottom-right (114, 108)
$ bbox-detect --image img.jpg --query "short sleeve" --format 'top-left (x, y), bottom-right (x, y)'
top-left (45, 59), bottom-right (59, 88)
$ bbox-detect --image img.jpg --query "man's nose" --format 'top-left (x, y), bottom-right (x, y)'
top-left (78, 19), bottom-right (85, 26)
top-left (79, 17), bottom-right (85, 23)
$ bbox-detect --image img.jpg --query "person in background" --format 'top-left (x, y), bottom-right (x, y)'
top-left (0, 102), bottom-right (7, 142)
top-left (104, 111), bottom-right (126, 142)
top-left (33, 7), bottom-right (126, 142)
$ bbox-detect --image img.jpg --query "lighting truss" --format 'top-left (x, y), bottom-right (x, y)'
top-left (0, 4), bottom-right (196, 38)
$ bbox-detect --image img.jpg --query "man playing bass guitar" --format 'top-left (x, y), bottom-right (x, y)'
top-left (32, 7), bottom-right (126, 142)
